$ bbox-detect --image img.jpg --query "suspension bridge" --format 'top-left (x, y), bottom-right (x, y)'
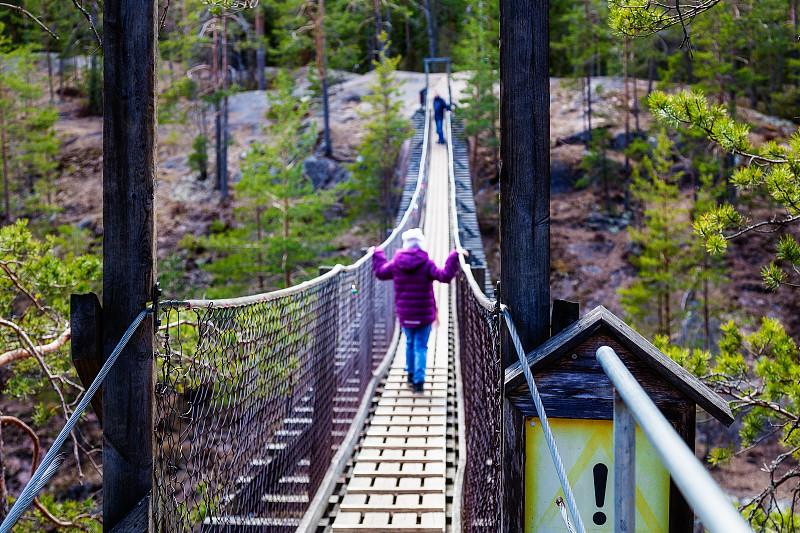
top-left (2, 88), bottom-right (753, 533)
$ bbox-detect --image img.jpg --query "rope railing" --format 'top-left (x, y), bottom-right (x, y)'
top-left (151, 104), bottom-right (431, 531)
top-left (446, 111), bottom-right (504, 532)
top-left (0, 309), bottom-right (150, 533)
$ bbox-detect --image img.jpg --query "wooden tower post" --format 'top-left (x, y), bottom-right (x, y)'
top-left (499, 0), bottom-right (550, 531)
top-left (102, 0), bottom-right (158, 528)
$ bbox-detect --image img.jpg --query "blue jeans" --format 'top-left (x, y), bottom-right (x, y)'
top-left (402, 324), bottom-right (432, 384)
top-left (435, 119), bottom-right (445, 143)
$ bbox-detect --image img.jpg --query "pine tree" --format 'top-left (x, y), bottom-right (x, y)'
top-left (201, 70), bottom-right (336, 293)
top-left (348, 33), bottom-right (412, 235)
top-left (619, 130), bottom-right (690, 340)
top-left (453, 0), bottom-right (499, 187)
top-left (0, 39), bottom-right (60, 224)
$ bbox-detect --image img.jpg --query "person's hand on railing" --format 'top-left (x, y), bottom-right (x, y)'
top-left (458, 248), bottom-right (469, 258)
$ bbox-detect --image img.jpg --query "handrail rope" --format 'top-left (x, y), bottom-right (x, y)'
top-left (596, 346), bottom-right (752, 533)
top-left (501, 305), bottom-right (588, 533)
top-left (162, 104), bottom-right (432, 311)
top-left (444, 112), bottom-right (494, 310)
top-left (0, 309), bottom-right (150, 533)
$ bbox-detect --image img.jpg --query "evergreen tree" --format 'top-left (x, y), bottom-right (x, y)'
top-left (348, 33), bottom-right (412, 235)
top-left (619, 131), bottom-right (690, 340)
top-left (0, 39), bottom-right (60, 224)
top-left (453, 0), bottom-right (499, 186)
top-left (201, 70), bottom-right (336, 293)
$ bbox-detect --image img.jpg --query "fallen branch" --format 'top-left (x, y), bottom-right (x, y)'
top-left (0, 326), bottom-right (71, 367)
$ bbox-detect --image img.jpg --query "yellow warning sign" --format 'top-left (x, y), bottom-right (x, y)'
top-left (525, 418), bottom-right (670, 533)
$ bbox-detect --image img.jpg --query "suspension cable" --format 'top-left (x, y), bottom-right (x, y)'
top-left (0, 309), bottom-right (150, 533)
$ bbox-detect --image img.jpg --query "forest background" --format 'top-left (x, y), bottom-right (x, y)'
top-left (2, 0), bottom-right (800, 530)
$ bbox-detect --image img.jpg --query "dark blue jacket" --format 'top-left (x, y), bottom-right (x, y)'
top-left (433, 96), bottom-right (450, 121)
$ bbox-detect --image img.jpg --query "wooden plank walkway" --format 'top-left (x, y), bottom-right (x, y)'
top-left (331, 116), bottom-right (452, 533)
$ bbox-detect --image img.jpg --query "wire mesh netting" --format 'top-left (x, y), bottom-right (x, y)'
top-left (446, 111), bottom-right (502, 533)
top-left (455, 272), bottom-right (502, 532)
top-left (152, 120), bottom-right (428, 531)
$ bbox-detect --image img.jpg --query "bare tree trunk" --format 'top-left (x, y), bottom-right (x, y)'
top-left (423, 0), bottom-right (436, 58)
top-left (315, 0), bottom-right (332, 157)
top-left (632, 44), bottom-right (640, 132)
top-left (623, 37), bottom-right (630, 211)
top-left (283, 196), bottom-right (291, 288)
top-left (46, 41), bottom-right (55, 103)
top-left (256, 207), bottom-right (265, 290)
top-left (374, 0), bottom-right (383, 60)
top-left (0, 422), bottom-right (7, 522)
top-left (213, 23), bottom-right (221, 192)
top-left (220, 13), bottom-right (229, 199)
top-left (0, 61), bottom-right (10, 226)
top-left (703, 264), bottom-right (710, 351)
top-left (404, 0), bottom-right (411, 59)
top-left (255, 8), bottom-right (266, 90)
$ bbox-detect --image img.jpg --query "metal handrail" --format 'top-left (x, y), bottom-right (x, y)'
top-left (596, 346), bottom-right (752, 533)
top-left (162, 102), bottom-right (432, 310)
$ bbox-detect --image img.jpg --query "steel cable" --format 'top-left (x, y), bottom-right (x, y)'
top-left (0, 309), bottom-right (149, 533)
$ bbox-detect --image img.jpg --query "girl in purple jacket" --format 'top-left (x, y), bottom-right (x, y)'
top-left (371, 228), bottom-right (467, 393)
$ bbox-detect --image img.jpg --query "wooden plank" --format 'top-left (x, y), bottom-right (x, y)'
top-left (551, 299), bottom-right (579, 336)
top-left (352, 462), bottom-right (445, 478)
top-left (346, 476), bottom-right (445, 494)
top-left (295, 323), bottom-right (400, 533)
top-left (501, 398), bottom-right (524, 533)
top-left (108, 493), bottom-right (148, 533)
top-left (70, 292), bottom-right (104, 426)
top-left (504, 306), bottom-right (734, 425)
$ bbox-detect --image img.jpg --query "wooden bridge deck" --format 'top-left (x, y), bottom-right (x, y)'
top-left (331, 119), bottom-right (453, 532)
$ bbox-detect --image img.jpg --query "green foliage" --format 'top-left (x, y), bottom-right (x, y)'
top-left (608, 0), bottom-right (722, 37)
top-left (0, 220), bottom-right (101, 526)
top-left (648, 89), bottom-right (800, 293)
top-left (347, 33), bottom-right (412, 234)
top-left (188, 135), bottom-right (210, 181)
top-left (453, 0), bottom-right (499, 180)
top-left (199, 70), bottom-right (337, 294)
top-left (619, 130), bottom-right (690, 339)
top-left (11, 493), bottom-right (100, 532)
top-left (0, 40), bottom-right (61, 221)
top-left (1, 219), bottom-right (101, 398)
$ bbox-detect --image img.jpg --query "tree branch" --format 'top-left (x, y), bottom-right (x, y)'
top-left (0, 4), bottom-right (58, 40)
top-left (0, 326), bottom-right (71, 367)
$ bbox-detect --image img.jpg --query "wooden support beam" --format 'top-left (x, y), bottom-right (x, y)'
top-left (102, 0), bottom-right (157, 527)
top-left (499, 0), bottom-right (550, 361)
top-left (501, 398), bottom-right (524, 533)
top-left (551, 299), bottom-right (579, 337)
top-left (70, 293), bottom-right (104, 426)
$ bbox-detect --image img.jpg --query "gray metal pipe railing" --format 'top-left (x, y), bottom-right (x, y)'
top-left (596, 345), bottom-right (752, 533)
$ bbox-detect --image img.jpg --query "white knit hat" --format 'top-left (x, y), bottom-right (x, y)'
top-left (402, 228), bottom-right (425, 250)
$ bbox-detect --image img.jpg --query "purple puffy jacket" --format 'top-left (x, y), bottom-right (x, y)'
top-left (373, 247), bottom-right (461, 328)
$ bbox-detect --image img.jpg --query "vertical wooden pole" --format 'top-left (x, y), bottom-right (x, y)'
top-left (102, 0), bottom-right (157, 526)
top-left (499, 0), bottom-right (550, 361)
top-left (500, 0), bottom-right (549, 530)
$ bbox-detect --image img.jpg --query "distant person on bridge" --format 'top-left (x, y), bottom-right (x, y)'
top-left (432, 92), bottom-right (450, 144)
top-left (370, 228), bottom-right (468, 393)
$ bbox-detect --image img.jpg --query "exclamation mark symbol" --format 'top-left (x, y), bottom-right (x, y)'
top-left (592, 463), bottom-right (609, 525)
